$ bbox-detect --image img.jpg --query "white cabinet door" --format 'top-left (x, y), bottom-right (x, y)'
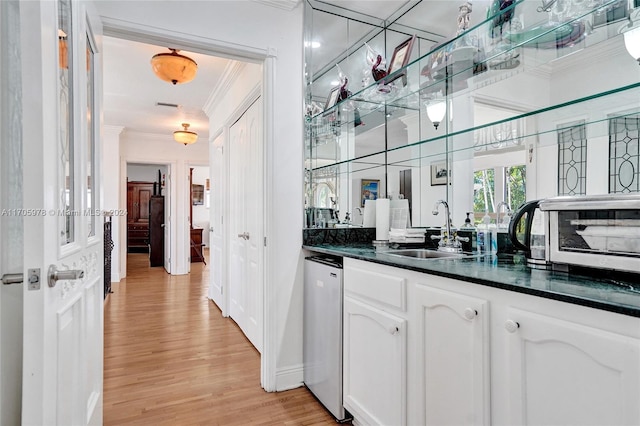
top-left (343, 296), bottom-right (406, 426)
top-left (504, 307), bottom-right (640, 426)
top-left (412, 284), bottom-right (490, 426)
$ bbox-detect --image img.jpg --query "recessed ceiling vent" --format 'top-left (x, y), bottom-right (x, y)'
top-left (155, 102), bottom-right (180, 108)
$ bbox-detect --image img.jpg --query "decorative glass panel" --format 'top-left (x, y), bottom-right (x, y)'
top-left (86, 35), bottom-right (96, 237)
top-left (558, 122), bottom-right (587, 196)
top-left (58, 0), bottom-right (74, 244)
top-left (609, 115), bottom-right (640, 194)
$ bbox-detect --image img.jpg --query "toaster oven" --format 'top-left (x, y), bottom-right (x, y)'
top-left (539, 194), bottom-right (640, 274)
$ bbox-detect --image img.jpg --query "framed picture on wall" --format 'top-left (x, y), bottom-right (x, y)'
top-left (430, 162), bottom-right (448, 186)
top-left (192, 184), bottom-right (204, 205)
top-left (361, 179), bottom-right (380, 207)
top-left (385, 34), bottom-right (416, 85)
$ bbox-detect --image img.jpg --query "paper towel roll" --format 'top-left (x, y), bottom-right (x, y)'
top-left (363, 199), bottom-right (376, 227)
top-left (376, 198), bottom-right (390, 241)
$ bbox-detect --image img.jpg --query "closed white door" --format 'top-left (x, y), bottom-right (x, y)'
top-left (17, 1), bottom-right (104, 424)
top-left (208, 133), bottom-right (226, 312)
top-left (228, 97), bottom-right (263, 352)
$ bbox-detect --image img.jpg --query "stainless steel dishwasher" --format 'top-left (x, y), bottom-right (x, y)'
top-left (303, 256), bottom-right (349, 421)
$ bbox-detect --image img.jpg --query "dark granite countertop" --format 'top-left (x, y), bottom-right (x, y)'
top-left (302, 244), bottom-right (640, 318)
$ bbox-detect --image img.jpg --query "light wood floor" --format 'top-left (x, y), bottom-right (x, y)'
top-left (104, 252), bottom-right (340, 425)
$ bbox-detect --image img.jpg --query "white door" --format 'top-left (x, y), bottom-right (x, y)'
top-left (0, 2), bottom-right (25, 425)
top-left (208, 133), bottom-right (226, 312)
top-left (228, 97), bottom-right (263, 352)
top-left (19, 1), bottom-right (104, 424)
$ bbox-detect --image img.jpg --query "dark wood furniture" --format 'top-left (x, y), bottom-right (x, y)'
top-left (190, 228), bottom-right (205, 263)
top-left (127, 181), bottom-right (154, 253)
top-left (149, 195), bottom-right (165, 267)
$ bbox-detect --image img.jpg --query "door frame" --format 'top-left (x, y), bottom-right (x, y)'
top-left (102, 18), bottom-right (278, 391)
top-left (120, 159), bottom-right (175, 276)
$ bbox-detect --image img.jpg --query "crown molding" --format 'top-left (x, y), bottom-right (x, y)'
top-left (202, 61), bottom-right (247, 116)
top-left (103, 125), bottom-right (124, 137)
top-left (252, 0), bottom-right (301, 11)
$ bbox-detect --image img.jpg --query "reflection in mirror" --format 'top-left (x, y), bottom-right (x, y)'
top-left (87, 35), bottom-right (96, 237)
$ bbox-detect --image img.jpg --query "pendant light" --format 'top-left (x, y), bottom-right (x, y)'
top-left (621, 11), bottom-right (640, 65)
top-left (174, 123), bottom-right (198, 145)
top-left (151, 48), bottom-right (198, 85)
top-left (623, 26), bottom-right (640, 64)
top-left (425, 98), bottom-right (447, 130)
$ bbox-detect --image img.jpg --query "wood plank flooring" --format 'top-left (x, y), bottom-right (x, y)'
top-left (104, 253), bottom-right (340, 425)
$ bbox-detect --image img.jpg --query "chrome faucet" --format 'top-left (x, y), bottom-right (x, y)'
top-left (432, 200), bottom-right (452, 241)
top-left (432, 200), bottom-right (468, 252)
top-left (496, 201), bottom-right (512, 228)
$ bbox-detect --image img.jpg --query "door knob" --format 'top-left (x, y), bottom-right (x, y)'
top-left (237, 232), bottom-right (250, 240)
top-left (48, 265), bottom-right (85, 288)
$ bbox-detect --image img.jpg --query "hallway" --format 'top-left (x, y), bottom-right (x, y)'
top-left (104, 254), bottom-right (336, 425)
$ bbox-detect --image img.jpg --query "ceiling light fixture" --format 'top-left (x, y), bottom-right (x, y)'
top-left (173, 123), bottom-right (198, 145)
top-left (151, 48), bottom-right (198, 85)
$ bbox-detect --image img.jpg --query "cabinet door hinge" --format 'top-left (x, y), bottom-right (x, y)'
top-left (264, 237), bottom-right (267, 247)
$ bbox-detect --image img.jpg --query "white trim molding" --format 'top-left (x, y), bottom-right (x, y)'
top-left (275, 364), bottom-right (304, 391)
top-left (252, 0), bottom-right (301, 11)
top-left (203, 61), bottom-right (246, 116)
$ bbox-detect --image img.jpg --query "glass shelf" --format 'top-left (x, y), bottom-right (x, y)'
top-left (304, 0), bottom-right (640, 228)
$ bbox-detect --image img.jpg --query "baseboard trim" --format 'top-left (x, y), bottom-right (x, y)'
top-left (274, 363), bottom-right (303, 391)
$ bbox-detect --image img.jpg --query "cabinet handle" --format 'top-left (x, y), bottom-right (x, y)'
top-left (463, 308), bottom-right (478, 320)
top-left (505, 319), bottom-right (520, 333)
top-left (388, 325), bottom-right (399, 335)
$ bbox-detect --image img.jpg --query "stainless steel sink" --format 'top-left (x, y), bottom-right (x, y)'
top-left (383, 249), bottom-right (465, 259)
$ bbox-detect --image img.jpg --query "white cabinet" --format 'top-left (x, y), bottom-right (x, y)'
top-left (343, 258), bottom-right (640, 426)
top-left (503, 307), bottom-right (640, 426)
top-left (343, 296), bottom-right (407, 426)
top-left (411, 284), bottom-right (490, 426)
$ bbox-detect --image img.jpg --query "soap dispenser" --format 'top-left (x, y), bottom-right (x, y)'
top-left (460, 212), bottom-right (475, 230)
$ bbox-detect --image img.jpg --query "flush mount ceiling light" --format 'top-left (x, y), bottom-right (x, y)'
top-left (174, 123), bottom-right (198, 145)
top-left (151, 48), bottom-right (198, 85)
top-left (425, 98), bottom-right (447, 130)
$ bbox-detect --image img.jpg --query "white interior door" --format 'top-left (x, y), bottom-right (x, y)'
top-left (208, 133), bottom-right (226, 312)
top-left (20, 1), bottom-right (104, 425)
top-left (0, 2), bottom-right (25, 425)
top-left (228, 97), bottom-right (263, 353)
top-left (229, 116), bottom-right (248, 332)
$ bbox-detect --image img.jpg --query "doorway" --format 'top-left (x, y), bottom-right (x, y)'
top-left (124, 162), bottom-right (171, 275)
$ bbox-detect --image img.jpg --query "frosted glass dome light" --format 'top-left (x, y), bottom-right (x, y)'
top-left (623, 25), bottom-right (640, 64)
top-left (426, 99), bottom-right (447, 130)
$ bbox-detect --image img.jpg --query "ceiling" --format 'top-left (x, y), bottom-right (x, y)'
top-left (102, 1), bottom-right (492, 142)
top-left (102, 37), bottom-right (233, 141)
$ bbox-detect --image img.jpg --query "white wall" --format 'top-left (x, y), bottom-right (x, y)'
top-left (127, 163), bottom-right (167, 186)
top-left (97, 0), bottom-right (305, 391)
top-left (103, 125), bottom-right (122, 281)
top-left (118, 130), bottom-right (209, 276)
top-left (191, 165), bottom-right (210, 247)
